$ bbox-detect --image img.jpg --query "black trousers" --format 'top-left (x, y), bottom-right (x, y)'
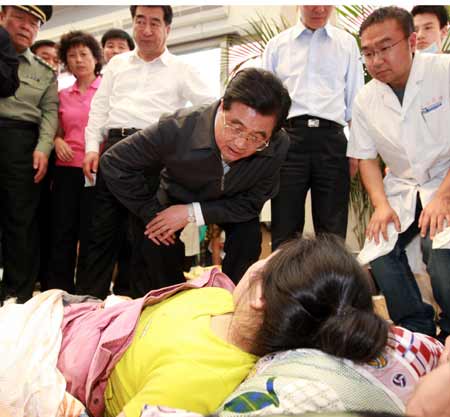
top-left (129, 216), bottom-right (262, 297)
top-left (36, 150), bottom-right (56, 291)
top-left (0, 125), bottom-right (40, 301)
top-left (271, 124), bottom-right (350, 250)
top-left (47, 166), bottom-right (94, 293)
top-left (75, 134), bottom-right (143, 299)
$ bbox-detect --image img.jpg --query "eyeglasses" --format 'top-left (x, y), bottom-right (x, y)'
top-left (222, 111), bottom-right (270, 151)
top-left (360, 37), bottom-right (407, 64)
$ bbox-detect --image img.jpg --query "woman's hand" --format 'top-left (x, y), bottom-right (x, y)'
top-left (54, 137), bottom-right (74, 162)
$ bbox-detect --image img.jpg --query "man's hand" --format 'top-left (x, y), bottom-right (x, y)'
top-left (349, 157), bottom-right (359, 178)
top-left (366, 202), bottom-right (401, 244)
top-left (418, 194), bottom-right (450, 239)
top-left (54, 137), bottom-right (74, 162)
top-left (144, 205), bottom-right (190, 246)
top-left (83, 151), bottom-right (99, 183)
top-left (32, 150), bottom-right (48, 183)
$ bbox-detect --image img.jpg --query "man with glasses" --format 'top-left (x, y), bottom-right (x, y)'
top-left (99, 68), bottom-right (291, 294)
top-left (347, 6), bottom-right (450, 343)
top-left (263, 6), bottom-right (364, 250)
top-left (0, 6), bottom-right (57, 304)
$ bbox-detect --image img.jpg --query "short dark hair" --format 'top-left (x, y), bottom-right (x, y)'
top-left (101, 28), bottom-right (135, 50)
top-left (252, 235), bottom-right (388, 362)
top-left (222, 67), bottom-right (291, 133)
top-left (129, 5), bottom-right (173, 25)
top-left (31, 39), bottom-right (57, 54)
top-left (360, 6), bottom-right (414, 39)
top-left (58, 30), bottom-right (103, 76)
top-left (411, 5), bottom-right (449, 29)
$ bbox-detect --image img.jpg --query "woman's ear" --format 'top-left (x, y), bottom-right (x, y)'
top-left (249, 278), bottom-right (265, 311)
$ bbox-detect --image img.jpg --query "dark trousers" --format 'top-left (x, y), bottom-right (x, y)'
top-left (0, 125), bottom-right (40, 301)
top-left (129, 216), bottom-right (262, 297)
top-left (47, 166), bottom-right (94, 293)
top-left (370, 198), bottom-right (450, 337)
top-left (36, 150), bottom-right (55, 291)
top-left (75, 134), bottom-right (139, 299)
top-left (271, 124), bottom-right (350, 250)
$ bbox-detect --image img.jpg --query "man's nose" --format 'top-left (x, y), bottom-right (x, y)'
top-left (234, 136), bottom-right (248, 149)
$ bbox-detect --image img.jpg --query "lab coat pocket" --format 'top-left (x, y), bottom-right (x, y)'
top-left (420, 100), bottom-right (449, 144)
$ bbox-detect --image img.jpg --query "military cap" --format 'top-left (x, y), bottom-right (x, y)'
top-left (15, 6), bottom-right (52, 24)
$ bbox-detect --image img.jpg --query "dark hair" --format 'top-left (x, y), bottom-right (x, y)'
top-left (58, 30), bottom-right (103, 76)
top-left (411, 5), bottom-right (449, 29)
top-left (360, 6), bottom-right (414, 38)
top-left (222, 67), bottom-right (291, 133)
top-left (31, 39), bottom-right (57, 54)
top-left (101, 28), bottom-right (135, 50)
top-left (129, 5), bottom-right (173, 25)
top-left (252, 235), bottom-right (388, 362)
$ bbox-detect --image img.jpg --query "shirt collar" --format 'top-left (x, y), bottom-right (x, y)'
top-left (68, 75), bottom-right (102, 93)
top-left (130, 47), bottom-right (171, 65)
top-left (20, 48), bottom-right (34, 63)
top-left (293, 19), bottom-right (334, 39)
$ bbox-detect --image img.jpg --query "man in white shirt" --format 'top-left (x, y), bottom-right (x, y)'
top-left (76, 5), bottom-right (214, 298)
top-left (262, 6), bottom-right (364, 250)
top-left (347, 6), bottom-right (450, 342)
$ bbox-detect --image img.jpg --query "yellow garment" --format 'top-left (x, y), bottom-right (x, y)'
top-left (104, 287), bottom-right (257, 417)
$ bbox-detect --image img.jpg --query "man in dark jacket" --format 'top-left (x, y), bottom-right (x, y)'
top-left (85, 68), bottom-right (291, 297)
top-left (0, 26), bottom-right (19, 97)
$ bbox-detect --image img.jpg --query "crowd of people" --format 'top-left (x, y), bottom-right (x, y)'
top-left (1, 4), bottom-right (450, 417)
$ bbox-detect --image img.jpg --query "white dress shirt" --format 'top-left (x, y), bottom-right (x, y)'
top-left (85, 48), bottom-right (215, 153)
top-left (262, 21), bottom-right (364, 125)
top-left (347, 53), bottom-right (450, 264)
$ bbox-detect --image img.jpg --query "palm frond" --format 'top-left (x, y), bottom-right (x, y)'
top-left (221, 12), bottom-right (291, 81)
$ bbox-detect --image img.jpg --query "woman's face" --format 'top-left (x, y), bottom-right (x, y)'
top-left (66, 44), bottom-right (97, 79)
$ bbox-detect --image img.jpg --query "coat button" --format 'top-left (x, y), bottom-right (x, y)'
top-left (93, 398), bottom-right (99, 404)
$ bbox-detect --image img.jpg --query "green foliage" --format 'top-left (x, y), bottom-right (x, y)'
top-left (221, 12), bottom-right (291, 81)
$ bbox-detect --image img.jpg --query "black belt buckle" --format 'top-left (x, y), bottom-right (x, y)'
top-left (307, 118), bottom-right (320, 128)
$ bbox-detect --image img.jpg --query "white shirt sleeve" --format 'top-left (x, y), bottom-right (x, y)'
top-left (192, 202), bottom-right (205, 226)
top-left (347, 97), bottom-right (379, 160)
top-left (180, 62), bottom-right (216, 106)
top-left (85, 65), bottom-right (114, 153)
top-left (344, 36), bottom-right (365, 122)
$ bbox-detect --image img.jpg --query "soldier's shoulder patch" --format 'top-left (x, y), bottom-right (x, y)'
top-left (33, 54), bottom-right (56, 72)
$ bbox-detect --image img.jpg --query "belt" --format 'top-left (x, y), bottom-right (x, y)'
top-left (0, 118), bottom-right (38, 130)
top-left (286, 115), bottom-right (343, 129)
top-left (108, 128), bottom-right (140, 139)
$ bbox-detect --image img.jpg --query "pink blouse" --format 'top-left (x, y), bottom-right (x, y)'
top-left (56, 76), bottom-right (101, 168)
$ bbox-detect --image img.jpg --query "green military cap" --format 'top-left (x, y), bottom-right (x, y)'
top-left (15, 6), bottom-right (52, 24)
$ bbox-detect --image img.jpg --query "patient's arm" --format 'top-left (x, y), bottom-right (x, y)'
top-left (406, 337), bottom-right (450, 417)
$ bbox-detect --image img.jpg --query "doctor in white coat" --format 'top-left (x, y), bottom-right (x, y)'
top-left (347, 6), bottom-right (450, 342)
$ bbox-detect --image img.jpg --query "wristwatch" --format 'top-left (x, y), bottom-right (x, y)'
top-left (187, 205), bottom-right (196, 223)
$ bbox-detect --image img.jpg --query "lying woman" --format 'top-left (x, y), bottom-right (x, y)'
top-left (0, 235), bottom-right (391, 417)
top-left (55, 234), bottom-right (388, 417)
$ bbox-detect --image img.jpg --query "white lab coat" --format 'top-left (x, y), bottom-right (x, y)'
top-left (347, 53), bottom-right (450, 265)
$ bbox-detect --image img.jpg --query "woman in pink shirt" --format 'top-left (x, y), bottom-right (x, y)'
top-left (47, 31), bottom-right (102, 292)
